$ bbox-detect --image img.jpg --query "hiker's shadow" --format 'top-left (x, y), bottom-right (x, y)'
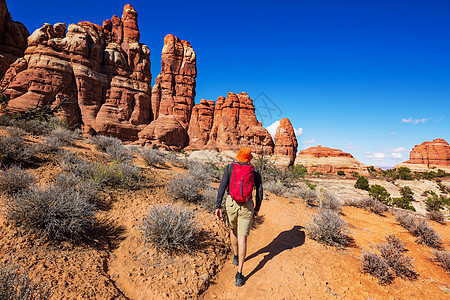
top-left (245, 225), bottom-right (305, 280)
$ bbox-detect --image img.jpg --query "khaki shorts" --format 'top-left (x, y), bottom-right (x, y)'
top-left (224, 194), bottom-right (254, 236)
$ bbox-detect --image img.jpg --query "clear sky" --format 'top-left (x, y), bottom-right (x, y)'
top-left (7, 0), bottom-right (450, 168)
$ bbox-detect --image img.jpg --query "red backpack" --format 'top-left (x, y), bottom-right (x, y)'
top-left (229, 163), bottom-right (254, 202)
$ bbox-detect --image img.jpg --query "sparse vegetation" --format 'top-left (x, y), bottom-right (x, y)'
top-left (395, 212), bottom-right (442, 248)
top-left (265, 181), bottom-right (287, 196)
top-left (139, 147), bottom-right (166, 166)
top-left (317, 189), bottom-right (341, 212)
top-left (289, 164), bottom-right (308, 178)
top-left (306, 209), bottom-right (350, 247)
top-left (0, 135), bottom-right (37, 165)
top-left (91, 135), bottom-right (131, 162)
top-left (426, 210), bottom-right (445, 225)
top-left (140, 204), bottom-right (200, 253)
top-left (4, 184), bottom-right (97, 242)
top-left (46, 127), bottom-right (79, 146)
top-left (368, 184), bottom-right (391, 205)
top-left (433, 250), bottom-right (450, 272)
top-left (354, 176), bottom-right (369, 191)
top-left (0, 165), bottom-right (36, 194)
top-left (397, 167), bottom-right (412, 180)
top-left (0, 258), bottom-right (51, 300)
top-left (167, 175), bottom-right (203, 203)
top-left (337, 170), bottom-right (345, 176)
top-left (391, 186), bottom-right (415, 211)
top-left (346, 197), bottom-right (388, 215)
top-left (188, 161), bottom-right (220, 183)
top-left (425, 193), bottom-right (449, 212)
top-left (361, 235), bottom-right (417, 284)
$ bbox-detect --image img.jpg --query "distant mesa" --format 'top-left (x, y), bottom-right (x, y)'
top-left (294, 145), bottom-right (369, 176)
top-left (396, 138), bottom-right (450, 172)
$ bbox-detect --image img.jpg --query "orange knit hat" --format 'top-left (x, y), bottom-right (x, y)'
top-left (236, 146), bottom-right (253, 163)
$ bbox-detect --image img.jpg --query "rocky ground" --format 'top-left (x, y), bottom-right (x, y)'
top-left (0, 135), bottom-right (448, 299)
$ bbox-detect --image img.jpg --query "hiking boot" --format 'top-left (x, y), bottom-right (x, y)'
top-left (235, 271), bottom-right (245, 287)
top-left (232, 254), bottom-right (239, 266)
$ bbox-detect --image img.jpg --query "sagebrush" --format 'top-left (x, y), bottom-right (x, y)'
top-left (140, 204), bottom-right (199, 253)
top-left (306, 209), bottom-right (350, 247)
top-left (395, 212), bottom-right (442, 248)
top-left (167, 175), bottom-right (203, 203)
top-left (0, 165), bottom-right (36, 194)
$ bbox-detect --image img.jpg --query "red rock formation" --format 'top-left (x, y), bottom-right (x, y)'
top-left (273, 118), bottom-right (298, 166)
top-left (190, 92), bottom-right (274, 155)
top-left (185, 99), bottom-right (215, 150)
top-left (0, 0), bottom-right (29, 79)
top-left (137, 34), bottom-right (196, 149)
top-left (405, 138), bottom-right (450, 167)
top-left (295, 145), bottom-right (369, 175)
top-left (1, 4), bottom-right (151, 140)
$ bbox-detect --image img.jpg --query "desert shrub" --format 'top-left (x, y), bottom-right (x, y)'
top-left (358, 198), bottom-right (388, 215)
top-left (91, 135), bottom-right (130, 162)
top-left (385, 234), bottom-right (406, 252)
top-left (289, 164), bottom-right (308, 177)
top-left (306, 209), bottom-right (350, 247)
top-left (426, 210), bottom-right (445, 225)
top-left (305, 180), bottom-right (317, 190)
top-left (425, 194), bottom-right (449, 211)
top-left (167, 175), bottom-right (203, 203)
top-left (139, 148), bottom-right (166, 166)
top-left (361, 250), bottom-right (394, 284)
top-left (391, 197), bottom-right (416, 211)
top-left (337, 170), bottom-right (345, 176)
top-left (47, 127), bottom-right (79, 146)
top-left (354, 176), bottom-right (369, 191)
top-left (91, 160), bottom-right (141, 187)
top-left (188, 161), bottom-right (220, 183)
top-left (4, 184), bottom-right (97, 242)
top-left (369, 185), bottom-right (391, 205)
top-left (433, 250), bottom-right (450, 272)
top-left (437, 182), bottom-right (449, 194)
top-left (8, 119), bottom-right (47, 136)
top-left (317, 189), bottom-right (341, 212)
top-left (165, 151), bottom-right (188, 168)
top-left (0, 166), bottom-right (36, 194)
top-left (352, 172), bottom-right (360, 178)
top-left (201, 187), bottom-right (218, 213)
top-left (60, 152), bottom-right (140, 187)
top-left (367, 166), bottom-right (378, 176)
top-left (314, 171), bottom-right (323, 175)
top-left (0, 135), bottom-right (36, 165)
top-left (0, 258), bottom-right (51, 300)
top-left (54, 173), bottom-right (98, 203)
top-left (264, 181), bottom-right (287, 196)
top-left (140, 204), bottom-right (200, 253)
top-left (397, 167), bottom-right (412, 180)
top-left (395, 212), bottom-right (443, 248)
top-left (0, 114), bottom-right (10, 126)
top-left (376, 241), bottom-right (418, 279)
top-left (253, 155), bottom-right (292, 184)
top-left (414, 219), bottom-right (443, 248)
top-left (5, 126), bottom-right (26, 138)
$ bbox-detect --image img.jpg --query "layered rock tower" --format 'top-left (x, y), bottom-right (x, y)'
top-left (0, 0), bottom-right (29, 79)
top-left (2, 4), bottom-right (151, 140)
top-left (396, 138), bottom-right (450, 172)
top-left (273, 118), bottom-right (298, 166)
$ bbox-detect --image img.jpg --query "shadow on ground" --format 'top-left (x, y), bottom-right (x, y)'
top-left (245, 225), bottom-right (305, 280)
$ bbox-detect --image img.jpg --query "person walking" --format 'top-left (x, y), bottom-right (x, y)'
top-left (215, 146), bottom-right (263, 287)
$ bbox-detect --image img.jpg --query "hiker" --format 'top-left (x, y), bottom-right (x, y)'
top-left (215, 146), bottom-right (263, 287)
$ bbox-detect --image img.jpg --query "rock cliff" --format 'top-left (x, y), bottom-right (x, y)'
top-left (396, 138), bottom-right (450, 172)
top-left (2, 4), bottom-right (151, 140)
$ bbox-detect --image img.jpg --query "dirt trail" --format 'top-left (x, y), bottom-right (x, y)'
top-left (203, 193), bottom-right (450, 299)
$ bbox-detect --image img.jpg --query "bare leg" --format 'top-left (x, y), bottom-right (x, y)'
top-left (230, 228), bottom-right (238, 256)
top-left (237, 234), bottom-right (248, 274)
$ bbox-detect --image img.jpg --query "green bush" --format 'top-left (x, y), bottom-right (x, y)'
top-left (352, 172), bottom-right (360, 177)
top-left (392, 186), bottom-right (415, 211)
top-left (425, 194), bottom-right (449, 211)
top-left (305, 180), bottom-right (317, 190)
top-left (354, 176), bottom-right (369, 191)
top-left (337, 170), bottom-right (345, 176)
top-left (314, 171), bottom-right (323, 175)
top-left (289, 164), bottom-right (308, 177)
top-left (397, 167), bottom-right (412, 180)
top-left (369, 185), bottom-right (391, 205)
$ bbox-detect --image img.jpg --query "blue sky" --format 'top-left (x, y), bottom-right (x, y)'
top-left (8, 0), bottom-right (450, 167)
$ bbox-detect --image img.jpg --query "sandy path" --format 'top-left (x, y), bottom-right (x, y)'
top-left (202, 194), bottom-right (450, 299)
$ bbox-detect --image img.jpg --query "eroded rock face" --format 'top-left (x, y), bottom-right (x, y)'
top-left (137, 34), bottom-right (196, 149)
top-left (0, 0), bottom-right (29, 79)
top-left (405, 138), bottom-right (450, 167)
top-left (1, 4), bottom-right (151, 140)
top-left (187, 92), bottom-right (274, 155)
top-left (294, 145), bottom-right (369, 175)
top-left (273, 118), bottom-right (298, 166)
